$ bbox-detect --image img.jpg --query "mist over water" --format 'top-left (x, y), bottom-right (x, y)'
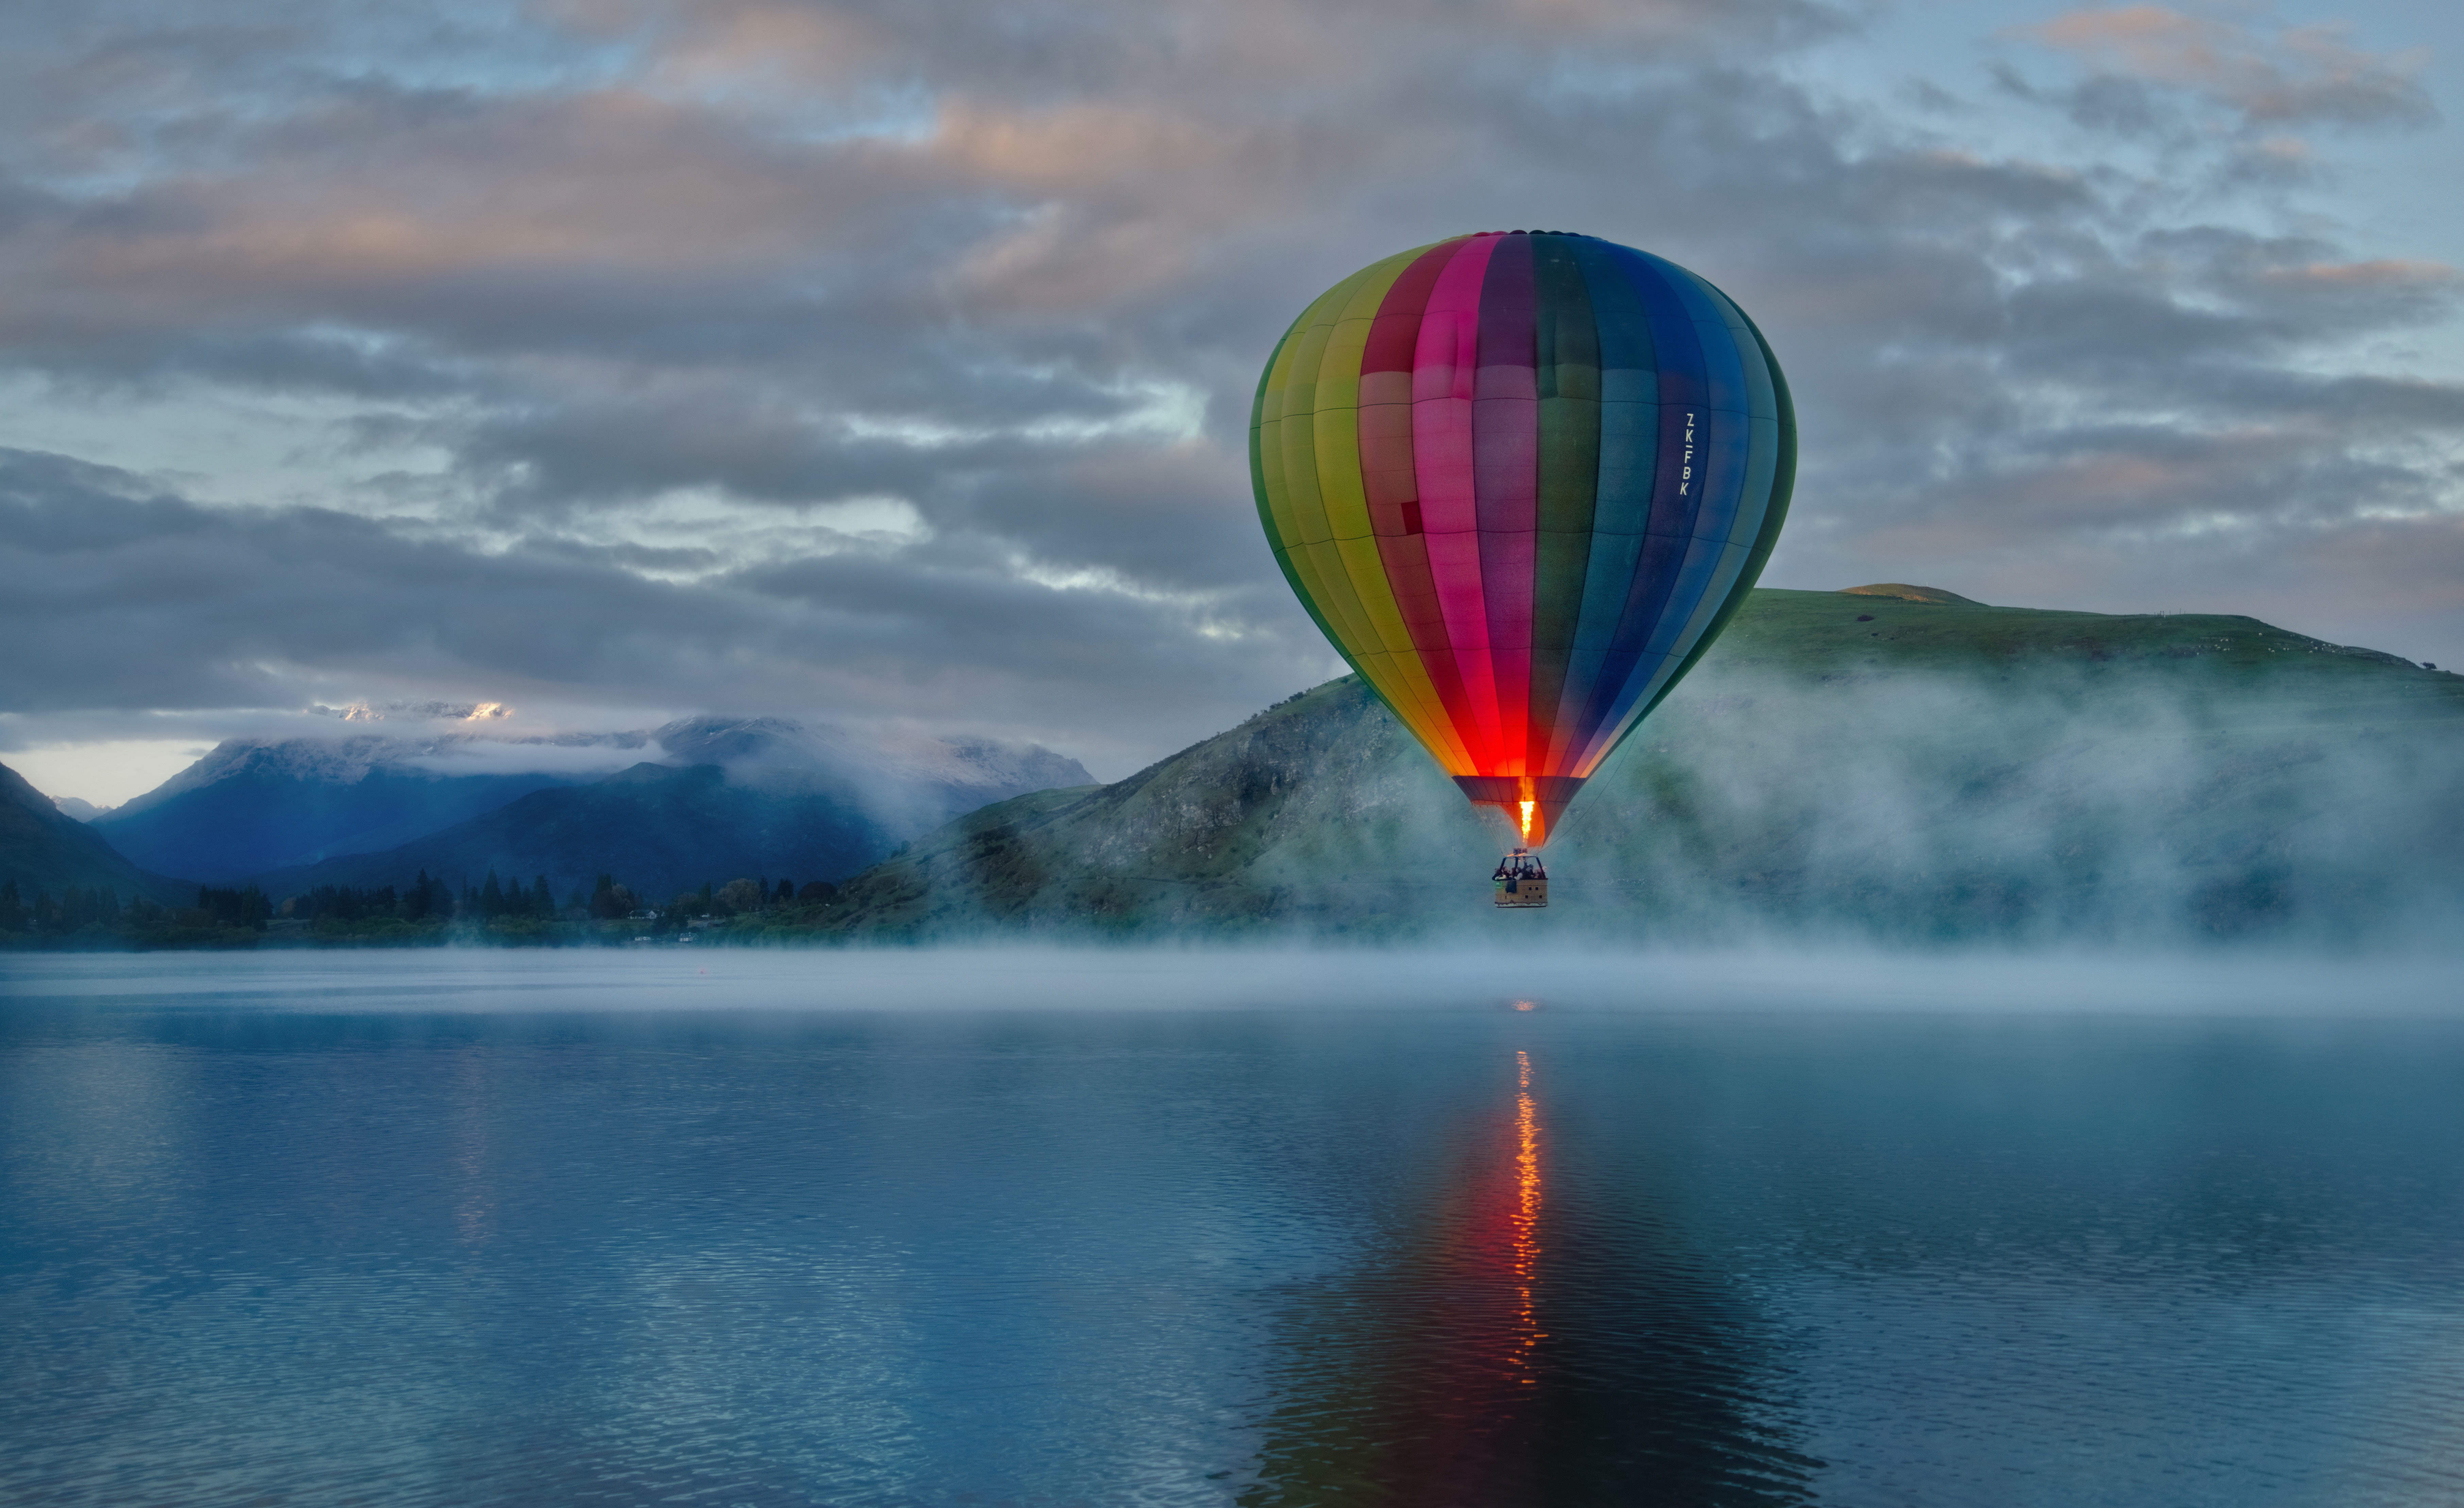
top-left (5, 951), bottom-right (2462, 1506)
top-left (7, 945), bottom-right (2461, 1017)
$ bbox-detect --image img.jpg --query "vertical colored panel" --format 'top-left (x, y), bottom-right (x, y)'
top-left (1363, 239), bottom-right (1481, 766)
top-left (1473, 233), bottom-right (1539, 775)
top-left (1569, 245), bottom-right (1709, 760)
top-left (1528, 233), bottom-right (1600, 774)
top-left (1580, 299), bottom-right (1797, 776)
top-left (1254, 295), bottom-right (1362, 674)
top-left (1412, 233), bottom-right (1506, 767)
top-left (1276, 269), bottom-right (1390, 668)
top-left (1571, 278), bottom-right (1796, 777)
top-left (1251, 323), bottom-right (1353, 660)
top-left (1642, 251), bottom-right (1750, 422)
top-left (1314, 249), bottom-right (1469, 765)
top-left (1293, 262), bottom-right (1472, 763)
top-left (1549, 236), bottom-right (1658, 767)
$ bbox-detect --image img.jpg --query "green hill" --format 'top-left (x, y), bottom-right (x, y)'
top-left (763, 588), bottom-right (2464, 946)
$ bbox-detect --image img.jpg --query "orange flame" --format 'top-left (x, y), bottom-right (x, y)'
top-left (1518, 800), bottom-right (1534, 841)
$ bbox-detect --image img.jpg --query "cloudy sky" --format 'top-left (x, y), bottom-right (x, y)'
top-left (3, 0), bottom-right (2460, 804)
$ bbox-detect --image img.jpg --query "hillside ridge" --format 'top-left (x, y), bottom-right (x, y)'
top-left (774, 588), bottom-right (2464, 945)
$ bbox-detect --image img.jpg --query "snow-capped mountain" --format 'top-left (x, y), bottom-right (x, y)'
top-left (94, 718), bottom-right (1092, 885)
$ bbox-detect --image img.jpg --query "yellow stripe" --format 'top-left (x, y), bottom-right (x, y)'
top-left (1260, 247), bottom-right (1475, 772)
top-left (1310, 253), bottom-right (1475, 771)
top-left (1336, 535), bottom-right (1472, 769)
top-left (1276, 272), bottom-right (1392, 670)
top-left (1256, 278), bottom-right (1367, 667)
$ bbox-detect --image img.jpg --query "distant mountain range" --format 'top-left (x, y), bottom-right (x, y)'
top-left (93, 733), bottom-right (611, 879)
top-left (1, 715), bottom-right (1090, 911)
top-left (0, 762), bottom-right (191, 906)
top-left (243, 718), bottom-right (1092, 905)
top-left (797, 588), bottom-right (2464, 946)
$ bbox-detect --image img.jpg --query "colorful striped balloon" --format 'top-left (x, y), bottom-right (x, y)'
top-left (1250, 231), bottom-right (1795, 848)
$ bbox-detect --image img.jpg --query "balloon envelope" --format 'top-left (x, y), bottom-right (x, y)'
top-left (1250, 231), bottom-right (1795, 846)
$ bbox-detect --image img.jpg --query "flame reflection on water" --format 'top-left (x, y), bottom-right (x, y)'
top-left (1512, 1049), bottom-right (1543, 1382)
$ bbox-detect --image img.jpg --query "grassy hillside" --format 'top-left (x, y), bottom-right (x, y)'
top-left (750, 588), bottom-right (2464, 946)
top-left (1715, 587), bottom-right (2452, 723)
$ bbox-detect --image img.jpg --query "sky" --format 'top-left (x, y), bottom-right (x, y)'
top-left (2, 0), bottom-right (2459, 804)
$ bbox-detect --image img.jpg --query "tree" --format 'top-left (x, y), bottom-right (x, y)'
top-left (590, 879), bottom-right (636, 919)
top-left (401, 870), bottom-right (451, 922)
top-left (713, 878), bottom-right (763, 915)
top-left (196, 884), bottom-right (271, 931)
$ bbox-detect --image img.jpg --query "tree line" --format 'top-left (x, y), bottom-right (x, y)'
top-left (1, 868), bottom-right (844, 944)
top-left (0, 880), bottom-right (271, 936)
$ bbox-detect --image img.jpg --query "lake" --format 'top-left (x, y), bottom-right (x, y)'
top-left (4, 949), bottom-right (2461, 1506)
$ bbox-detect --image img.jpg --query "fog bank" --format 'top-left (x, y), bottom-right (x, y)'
top-left (4, 946), bottom-right (2457, 1019)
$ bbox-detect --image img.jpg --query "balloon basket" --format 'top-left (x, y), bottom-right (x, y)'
top-left (1492, 848), bottom-right (1549, 909)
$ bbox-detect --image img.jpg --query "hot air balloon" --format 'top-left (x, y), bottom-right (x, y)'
top-left (1249, 231), bottom-right (1794, 897)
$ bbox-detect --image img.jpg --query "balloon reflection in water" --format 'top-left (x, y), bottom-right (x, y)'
top-left (1241, 1049), bottom-right (1560, 1503)
top-left (1239, 1046), bottom-right (1816, 1507)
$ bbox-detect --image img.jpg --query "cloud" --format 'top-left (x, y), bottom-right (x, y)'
top-left (0, 0), bottom-right (2457, 778)
top-left (2021, 7), bottom-right (2435, 130)
top-left (0, 445), bottom-right (1323, 777)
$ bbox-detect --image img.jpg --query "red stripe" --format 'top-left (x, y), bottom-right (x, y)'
top-left (1361, 238), bottom-right (1485, 765)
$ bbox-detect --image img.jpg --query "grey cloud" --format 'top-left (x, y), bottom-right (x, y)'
top-left (2017, 8), bottom-right (2436, 132)
top-left (0, 446), bottom-right (1321, 774)
top-left (0, 0), bottom-right (2459, 764)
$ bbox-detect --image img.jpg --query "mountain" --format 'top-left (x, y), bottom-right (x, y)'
top-left (97, 716), bottom-right (1092, 890)
top-left (249, 720), bottom-right (1093, 905)
top-left (788, 588), bottom-right (2464, 945)
top-left (50, 796), bottom-right (107, 822)
top-left (646, 716), bottom-right (1091, 833)
top-left (0, 761), bottom-right (192, 905)
top-left (92, 734), bottom-right (629, 880)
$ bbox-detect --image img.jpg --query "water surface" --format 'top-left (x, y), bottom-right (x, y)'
top-left (4, 951), bottom-right (2460, 1506)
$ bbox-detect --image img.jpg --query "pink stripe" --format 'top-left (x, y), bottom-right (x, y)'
top-left (1412, 234), bottom-right (1503, 756)
top-left (1421, 532), bottom-right (1497, 761)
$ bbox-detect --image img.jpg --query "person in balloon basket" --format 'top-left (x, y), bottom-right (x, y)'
top-left (1493, 850), bottom-right (1548, 906)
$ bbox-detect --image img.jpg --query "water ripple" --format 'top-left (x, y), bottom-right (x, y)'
top-left (4, 961), bottom-right (2462, 1505)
